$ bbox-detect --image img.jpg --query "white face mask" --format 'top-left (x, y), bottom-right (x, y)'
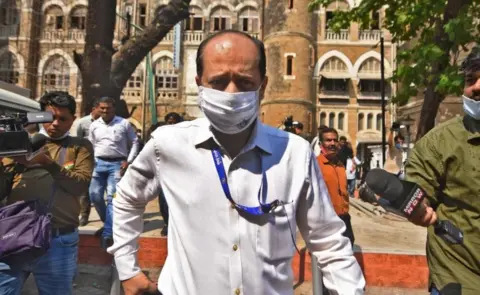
top-left (198, 86), bottom-right (261, 134)
top-left (462, 95), bottom-right (480, 120)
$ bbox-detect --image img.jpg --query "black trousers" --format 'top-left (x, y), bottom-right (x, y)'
top-left (338, 213), bottom-right (355, 247)
top-left (158, 190), bottom-right (169, 226)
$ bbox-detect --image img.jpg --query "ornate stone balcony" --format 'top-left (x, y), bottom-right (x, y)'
top-left (325, 29), bottom-right (349, 41)
top-left (0, 25), bottom-right (18, 39)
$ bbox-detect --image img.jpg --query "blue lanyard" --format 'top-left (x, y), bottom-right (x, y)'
top-left (211, 148), bottom-right (280, 215)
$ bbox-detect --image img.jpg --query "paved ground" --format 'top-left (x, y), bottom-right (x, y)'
top-left (22, 264), bottom-right (428, 295)
top-left (80, 197), bottom-right (427, 254)
top-left (21, 197), bottom-right (428, 294)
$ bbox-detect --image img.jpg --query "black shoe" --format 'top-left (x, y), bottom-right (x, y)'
top-left (79, 216), bottom-right (89, 227)
top-left (94, 227), bottom-right (104, 237)
top-left (161, 226), bottom-right (168, 237)
top-left (100, 236), bottom-right (113, 250)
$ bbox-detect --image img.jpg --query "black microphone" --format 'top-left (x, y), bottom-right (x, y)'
top-left (26, 133), bottom-right (47, 161)
top-left (365, 169), bottom-right (464, 244)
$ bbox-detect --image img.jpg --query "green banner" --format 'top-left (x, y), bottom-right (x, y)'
top-left (146, 53), bottom-right (157, 125)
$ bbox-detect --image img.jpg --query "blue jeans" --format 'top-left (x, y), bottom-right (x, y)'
top-left (89, 158), bottom-right (122, 238)
top-left (347, 179), bottom-right (356, 197)
top-left (0, 230), bottom-right (79, 295)
top-left (431, 287), bottom-right (440, 295)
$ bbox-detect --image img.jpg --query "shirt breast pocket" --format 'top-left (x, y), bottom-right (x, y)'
top-left (113, 127), bottom-right (124, 142)
top-left (256, 202), bottom-right (296, 260)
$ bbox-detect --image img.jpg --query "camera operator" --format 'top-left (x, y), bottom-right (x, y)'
top-left (0, 91), bottom-right (94, 295)
top-left (404, 48), bottom-right (480, 294)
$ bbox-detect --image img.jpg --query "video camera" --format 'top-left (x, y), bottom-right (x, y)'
top-left (0, 82), bottom-right (53, 157)
top-left (0, 112), bottom-right (53, 157)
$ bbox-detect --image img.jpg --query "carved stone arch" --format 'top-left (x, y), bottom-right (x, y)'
top-left (38, 49), bottom-right (78, 76)
top-left (315, 50), bottom-right (355, 78)
top-left (235, 1), bottom-right (259, 13)
top-left (41, 0), bottom-right (68, 15)
top-left (152, 50), bottom-right (174, 63)
top-left (66, 0), bottom-right (87, 16)
top-left (205, 1), bottom-right (236, 18)
top-left (0, 45), bottom-right (25, 73)
top-left (353, 51), bottom-right (392, 77)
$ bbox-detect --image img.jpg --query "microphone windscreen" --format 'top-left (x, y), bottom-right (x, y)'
top-left (365, 168), bottom-right (404, 202)
top-left (30, 133), bottom-right (47, 152)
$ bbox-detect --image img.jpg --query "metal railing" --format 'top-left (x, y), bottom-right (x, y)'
top-left (359, 30), bottom-right (382, 41)
top-left (325, 29), bottom-right (349, 41)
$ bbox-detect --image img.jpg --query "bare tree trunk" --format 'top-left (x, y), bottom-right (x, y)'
top-left (415, 0), bottom-right (472, 140)
top-left (79, 0), bottom-right (117, 116)
top-left (75, 0), bottom-right (190, 117)
top-left (110, 0), bottom-right (191, 90)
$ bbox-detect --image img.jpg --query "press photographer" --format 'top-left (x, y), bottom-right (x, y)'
top-left (404, 48), bottom-right (480, 295)
top-left (0, 91), bottom-right (94, 295)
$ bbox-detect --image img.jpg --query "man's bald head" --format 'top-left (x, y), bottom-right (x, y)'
top-left (196, 30), bottom-right (266, 79)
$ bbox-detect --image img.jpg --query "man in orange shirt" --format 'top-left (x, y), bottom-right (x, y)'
top-left (317, 127), bottom-right (354, 247)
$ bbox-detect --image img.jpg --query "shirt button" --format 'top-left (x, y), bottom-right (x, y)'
top-left (235, 288), bottom-right (241, 295)
top-left (233, 244), bottom-right (238, 251)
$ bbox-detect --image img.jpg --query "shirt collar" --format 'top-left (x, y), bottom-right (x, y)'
top-left (194, 119), bottom-right (272, 155)
top-left (464, 116), bottom-right (480, 141)
top-left (100, 116), bottom-right (119, 125)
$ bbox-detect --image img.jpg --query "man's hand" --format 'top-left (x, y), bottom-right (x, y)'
top-left (122, 272), bottom-right (159, 295)
top-left (12, 150), bottom-right (54, 167)
top-left (408, 203), bottom-right (438, 227)
top-left (120, 160), bottom-right (129, 177)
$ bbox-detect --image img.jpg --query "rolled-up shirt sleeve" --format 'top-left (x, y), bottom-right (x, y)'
top-left (107, 138), bottom-right (161, 280)
top-left (296, 150), bottom-right (365, 294)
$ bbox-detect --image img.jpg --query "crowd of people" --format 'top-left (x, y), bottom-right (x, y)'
top-left (0, 29), bottom-right (478, 295)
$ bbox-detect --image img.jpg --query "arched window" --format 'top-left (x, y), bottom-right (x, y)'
top-left (44, 5), bottom-right (64, 30)
top-left (367, 113), bottom-right (373, 129)
top-left (338, 112), bottom-right (345, 130)
top-left (0, 52), bottom-right (19, 84)
top-left (320, 112), bottom-right (327, 126)
top-left (320, 57), bottom-right (347, 73)
top-left (329, 113), bottom-right (335, 128)
top-left (210, 6), bottom-right (232, 31)
top-left (155, 56), bottom-right (178, 99)
top-left (239, 7), bottom-right (259, 35)
top-left (0, 0), bottom-right (20, 26)
top-left (359, 58), bottom-right (381, 74)
top-left (184, 6), bottom-right (204, 31)
top-left (70, 6), bottom-right (87, 30)
top-left (42, 55), bottom-right (70, 93)
top-left (126, 66), bottom-right (143, 89)
top-left (376, 114), bottom-right (382, 131)
top-left (358, 113), bottom-right (364, 131)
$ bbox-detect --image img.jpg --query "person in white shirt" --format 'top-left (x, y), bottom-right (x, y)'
top-left (89, 97), bottom-right (139, 249)
top-left (109, 30), bottom-right (365, 295)
top-left (346, 156), bottom-right (361, 198)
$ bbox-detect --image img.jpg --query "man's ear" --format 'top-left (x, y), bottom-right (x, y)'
top-left (259, 76), bottom-right (268, 101)
top-left (195, 76), bottom-right (201, 87)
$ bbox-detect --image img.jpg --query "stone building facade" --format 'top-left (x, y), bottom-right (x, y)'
top-left (1, 0), bottom-right (396, 159)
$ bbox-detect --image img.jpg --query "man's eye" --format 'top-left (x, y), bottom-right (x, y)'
top-left (242, 80), bottom-right (254, 88)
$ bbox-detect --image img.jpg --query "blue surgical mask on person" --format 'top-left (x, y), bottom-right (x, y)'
top-left (462, 95), bottom-right (480, 120)
top-left (197, 86), bottom-right (261, 134)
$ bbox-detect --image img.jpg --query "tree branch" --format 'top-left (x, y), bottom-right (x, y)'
top-left (416, 0), bottom-right (473, 140)
top-left (110, 0), bottom-right (191, 89)
top-left (73, 50), bottom-right (83, 72)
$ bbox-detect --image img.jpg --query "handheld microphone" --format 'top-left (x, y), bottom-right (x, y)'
top-left (25, 133), bottom-right (47, 161)
top-left (365, 169), bottom-right (464, 244)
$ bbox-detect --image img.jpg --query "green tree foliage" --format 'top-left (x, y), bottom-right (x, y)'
top-left (309, 0), bottom-right (480, 139)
